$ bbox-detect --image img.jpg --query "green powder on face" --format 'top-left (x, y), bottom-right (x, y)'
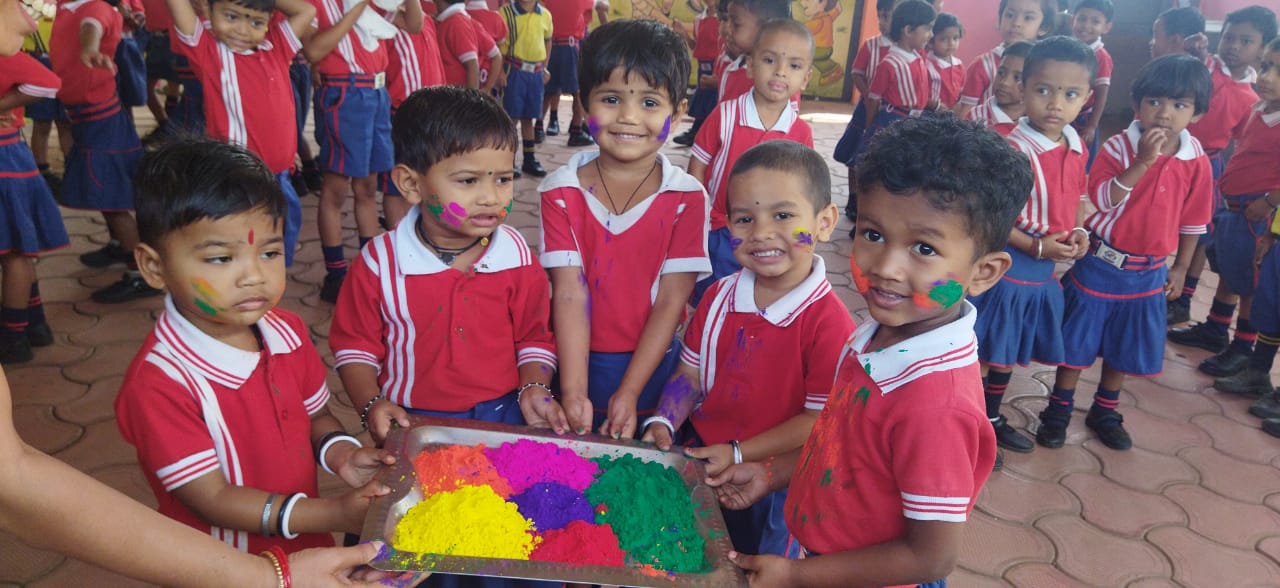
top-left (585, 454), bottom-right (706, 573)
top-left (394, 485), bottom-right (540, 559)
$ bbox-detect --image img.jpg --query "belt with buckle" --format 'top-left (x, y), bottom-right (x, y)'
top-left (1089, 238), bottom-right (1166, 270)
top-left (504, 58), bottom-right (544, 73)
top-left (883, 103), bottom-right (923, 117)
top-left (320, 73), bottom-right (385, 89)
top-left (552, 37), bottom-right (579, 47)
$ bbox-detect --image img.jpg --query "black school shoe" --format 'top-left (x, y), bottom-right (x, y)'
top-left (1167, 322), bottom-right (1229, 353)
top-left (0, 330), bottom-right (33, 364)
top-left (1217, 368), bottom-right (1275, 398)
top-left (672, 129), bottom-right (696, 146)
top-left (1085, 409), bottom-right (1132, 451)
top-left (320, 272), bottom-right (345, 304)
top-left (1250, 392), bottom-right (1280, 420)
top-left (91, 273), bottom-right (163, 304)
top-left (25, 321), bottom-right (53, 347)
top-left (1261, 418), bottom-right (1280, 438)
top-left (79, 241), bottom-right (132, 268)
top-left (1035, 408), bottom-right (1070, 448)
top-left (1199, 346), bottom-right (1250, 377)
top-left (1167, 299), bottom-right (1191, 325)
top-left (567, 131), bottom-right (594, 147)
top-left (522, 159), bottom-right (548, 178)
top-left (534, 122), bottom-right (546, 144)
top-left (992, 414), bottom-right (1035, 453)
top-left (546, 117), bottom-right (560, 136)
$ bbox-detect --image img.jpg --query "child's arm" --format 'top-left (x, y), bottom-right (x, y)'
top-left (1081, 84), bottom-right (1108, 146)
top-left (276, 0), bottom-right (319, 42)
top-left (78, 17), bottom-right (114, 71)
top-left (686, 101), bottom-right (723, 183)
top-left (1165, 233), bottom-right (1197, 301)
top-left (481, 51), bottom-right (501, 93)
top-left (0, 88), bottom-right (43, 114)
top-left (510, 264), bottom-right (567, 434)
top-left (463, 57), bottom-right (480, 89)
top-left (391, 0), bottom-right (424, 33)
top-left (706, 448), bottom-right (800, 510)
top-left (173, 468), bottom-right (389, 537)
top-left (303, 0), bottom-right (368, 64)
top-left (1105, 126), bottom-right (1166, 207)
top-left (641, 363), bottom-right (704, 450)
top-left (309, 408), bottom-right (397, 488)
top-left (548, 266), bottom-right (594, 434)
top-left (686, 410), bottom-right (818, 476)
top-left (163, 0), bottom-right (200, 37)
top-left (850, 72), bottom-right (868, 97)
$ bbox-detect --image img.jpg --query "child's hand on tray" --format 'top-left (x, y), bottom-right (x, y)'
top-left (729, 551), bottom-right (796, 588)
top-left (684, 443), bottom-right (734, 477)
top-left (640, 422), bottom-right (674, 451)
top-left (368, 399), bottom-right (411, 444)
top-left (519, 386), bottom-right (571, 434)
top-left (336, 446), bottom-right (397, 488)
top-left (559, 394), bottom-right (594, 435)
top-left (705, 462), bottom-right (771, 510)
top-left (337, 479), bottom-right (392, 534)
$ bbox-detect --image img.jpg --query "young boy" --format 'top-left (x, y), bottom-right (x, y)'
top-left (498, 0), bottom-right (554, 177)
top-left (690, 19), bottom-right (814, 302)
top-left (539, 19), bottom-right (709, 439)
top-left (953, 0), bottom-right (1053, 119)
top-left (966, 39), bottom-right (1030, 137)
top-left (1167, 6), bottom-right (1276, 364)
top-left (709, 115), bottom-right (1025, 587)
top-left (1038, 54), bottom-right (1214, 451)
top-left (115, 138), bottom-right (394, 555)
top-left (165, 0), bottom-right (324, 270)
top-left (538, 0), bottom-right (594, 146)
top-left (833, 0), bottom-right (894, 221)
top-left (437, 0), bottom-right (483, 88)
top-left (331, 86), bottom-right (561, 443)
top-left (642, 141), bottom-right (854, 556)
top-left (718, 0), bottom-right (792, 104)
top-left (1149, 6), bottom-right (1205, 59)
top-left (1069, 0), bottom-right (1113, 157)
top-left (856, 0), bottom-right (936, 159)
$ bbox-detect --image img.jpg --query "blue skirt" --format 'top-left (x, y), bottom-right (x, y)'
top-left (833, 101), bottom-right (867, 165)
top-left (1252, 242), bottom-right (1280, 337)
top-left (1207, 195), bottom-right (1266, 297)
top-left (852, 107), bottom-right (904, 164)
top-left (1060, 251), bottom-right (1168, 376)
top-left (970, 244), bottom-right (1065, 367)
top-left (25, 53), bottom-right (65, 122)
top-left (585, 337), bottom-right (680, 435)
top-left (0, 134), bottom-right (70, 255)
top-left (60, 98), bottom-right (141, 211)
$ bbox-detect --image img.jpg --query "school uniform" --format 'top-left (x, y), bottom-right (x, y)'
top-left (970, 119), bottom-right (1085, 368)
top-left (1064, 122), bottom-right (1213, 375)
top-left (957, 43), bottom-right (1002, 109)
top-left (116, 299), bottom-right (336, 554)
top-left (966, 95), bottom-right (1017, 137)
top-left (1187, 55), bottom-right (1259, 220)
top-left (437, 3), bottom-right (481, 87)
top-left (1251, 212), bottom-right (1280, 339)
top-left (856, 45), bottom-right (931, 161)
top-left (138, 0), bottom-right (176, 81)
top-left (466, 0), bottom-right (509, 45)
top-left (498, 0), bottom-right (554, 119)
top-left (1208, 104), bottom-right (1280, 298)
top-left (1070, 38), bottom-right (1112, 162)
top-left (173, 21), bottom-right (304, 266)
top-left (541, 0), bottom-right (591, 96)
top-left (687, 12), bottom-right (721, 127)
top-left (0, 53), bottom-right (70, 257)
top-left (833, 34), bottom-right (890, 165)
top-left (379, 19), bottom-right (446, 197)
top-left (927, 51), bottom-right (964, 109)
top-left (539, 151), bottom-right (711, 428)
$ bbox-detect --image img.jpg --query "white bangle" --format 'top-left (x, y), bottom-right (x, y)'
top-left (318, 434), bottom-right (361, 476)
top-left (1071, 227), bottom-right (1090, 239)
top-left (1112, 178), bottom-right (1134, 193)
top-left (279, 493), bottom-right (304, 540)
top-left (641, 415), bottom-right (676, 436)
top-left (730, 439), bottom-right (743, 464)
top-left (516, 382), bottom-right (552, 403)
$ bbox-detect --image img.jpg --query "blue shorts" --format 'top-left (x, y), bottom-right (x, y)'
top-left (1252, 243), bottom-right (1280, 336)
top-left (24, 53), bottom-right (65, 122)
top-left (1199, 152), bottom-right (1226, 244)
top-left (171, 74), bottom-right (206, 135)
top-left (692, 226), bottom-right (742, 307)
top-left (1206, 195), bottom-right (1267, 297)
top-left (833, 101), bottom-right (867, 166)
top-left (688, 60), bottom-right (718, 122)
top-left (502, 67), bottom-right (544, 121)
top-left (145, 31), bottom-right (176, 80)
top-left (60, 98), bottom-right (141, 211)
top-left (1060, 247), bottom-right (1168, 376)
top-left (314, 77), bottom-right (394, 178)
top-left (290, 60), bottom-right (312, 152)
top-left (970, 244), bottom-right (1065, 367)
top-left (276, 171), bottom-right (302, 267)
top-left (544, 42), bottom-right (579, 95)
top-left (0, 134), bottom-right (70, 255)
top-left (585, 337), bottom-right (680, 435)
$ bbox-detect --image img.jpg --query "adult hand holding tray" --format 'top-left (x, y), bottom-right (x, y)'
top-left (360, 415), bottom-right (748, 587)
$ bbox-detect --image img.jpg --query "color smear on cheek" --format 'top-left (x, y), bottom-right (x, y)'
top-left (657, 116), bottom-right (671, 142)
top-left (587, 116), bottom-right (601, 139)
top-left (426, 200), bottom-right (444, 219)
top-left (442, 202), bottom-right (467, 227)
top-left (910, 279), bottom-right (964, 309)
top-left (849, 259), bottom-right (870, 293)
top-left (191, 277), bottom-right (222, 317)
top-left (729, 237), bottom-right (743, 250)
top-left (499, 199), bottom-right (513, 219)
top-left (793, 228), bottom-right (814, 250)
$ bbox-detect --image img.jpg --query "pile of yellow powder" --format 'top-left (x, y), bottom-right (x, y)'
top-left (394, 485), bottom-right (540, 559)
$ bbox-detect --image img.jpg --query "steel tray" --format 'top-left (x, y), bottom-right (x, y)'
top-left (360, 416), bottom-right (748, 587)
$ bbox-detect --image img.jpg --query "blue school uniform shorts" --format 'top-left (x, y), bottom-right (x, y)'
top-left (0, 133), bottom-right (70, 255)
top-left (1060, 242), bottom-right (1168, 376)
top-left (688, 60), bottom-right (717, 122)
top-left (275, 171), bottom-right (301, 268)
top-left (852, 106), bottom-right (905, 164)
top-left (503, 66), bottom-right (545, 121)
top-left (314, 75), bottom-right (394, 178)
top-left (692, 226), bottom-right (742, 307)
top-left (60, 98), bottom-right (141, 211)
top-left (290, 59), bottom-right (311, 154)
top-left (1198, 151), bottom-right (1226, 244)
top-left (1252, 242), bottom-right (1280, 337)
top-left (544, 40), bottom-right (579, 95)
top-left (833, 101), bottom-right (867, 166)
top-left (1207, 193), bottom-right (1267, 297)
top-left (970, 244), bottom-right (1065, 367)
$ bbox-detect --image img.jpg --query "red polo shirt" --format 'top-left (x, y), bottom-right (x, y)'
top-left (1007, 118), bottom-right (1087, 237)
top-left (0, 53), bottom-right (61, 125)
top-left (868, 45), bottom-right (932, 112)
top-left (308, 0), bottom-right (389, 76)
top-left (1219, 104), bottom-right (1280, 197)
top-left (50, 0), bottom-right (122, 105)
top-left (1187, 55), bottom-right (1258, 154)
top-left (958, 44), bottom-right (1002, 108)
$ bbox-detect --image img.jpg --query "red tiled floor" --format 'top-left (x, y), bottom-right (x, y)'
top-left (1060, 473), bottom-right (1186, 538)
top-left (1147, 526), bottom-right (1280, 587)
top-left (1035, 514), bottom-right (1171, 586)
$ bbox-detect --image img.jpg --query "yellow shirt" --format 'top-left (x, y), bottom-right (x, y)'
top-left (499, 2), bottom-right (553, 63)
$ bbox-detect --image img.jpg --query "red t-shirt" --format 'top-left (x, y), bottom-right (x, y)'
top-left (1079, 40), bottom-right (1112, 114)
top-left (330, 214), bottom-right (557, 412)
top-left (173, 22), bottom-right (301, 174)
top-left (928, 52), bottom-right (964, 109)
top-left (387, 20), bottom-right (446, 108)
top-left (867, 45), bottom-right (932, 112)
top-left (50, 0), bottom-right (122, 105)
top-left (850, 34), bottom-right (889, 81)
top-left (115, 299), bottom-right (335, 555)
top-left (538, 152), bottom-right (711, 352)
top-left (0, 53), bottom-right (61, 126)
top-left (958, 44), bottom-right (1002, 107)
top-left (1006, 119), bottom-right (1087, 237)
top-left (1219, 104), bottom-right (1280, 196)
top-left (466, 1), bottom-right (508, 45)
top-left (691, 90), bottom-right (814, 230)
top-left (1086, 121), bottom-right (1214, 255)
top-left (138, 0), bottom-right (172, 32)
top-left (307, 0), bottom-right (389, 76)
top-left (692, 13), bottom-right (719, 62)
top-left (1187, 55), bottom-right (1259, 154)
top-left (437, 4), bottom-right (479, 86)
top-left (543, 0), bottom-right (592, 40)
top-left (786, 302), bottom-right (995, 566)
top-left (967, 96), bottom-right (1017, 137)
top-left (680, 259), bottom-right (854, 445)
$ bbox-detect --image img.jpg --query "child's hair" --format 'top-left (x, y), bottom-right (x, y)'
top-left (888, 0), bottom-right (935, 42)
top-left (754, 17), bottom-right (815, 54)
top-left (1224, 5), bottom-right (1278, 45)
top-left (731, 0), bottom-right (790, 21)
top-left (998, 0), bottom-right (1056, 34)
top-left (211, 0), bottom-right (276, 12)
top-left (1131, 53), bottom-right (1213, 115)
top-left (717, 0), bottom-right (730, 20)
top-left (1157, 7), bottom-right (1205, 39)
top-left (1270, 37), bottom-right (1280, 54)
top-left (730, 141), bottom-right (831, 211)
top-left (1022, 35), bottom-right (1097, 81)
top-left (579, 19), bottom-right (691, 106)
top-left (933, 12), bottom-right (962, 37)
top-left (855, 117), bottom-right (1031, 258)
top-left (876, 0), bottom-right (897, 16)
top-left (135, 137), bottom-right (286, 248)
top-left (1003, 39), bottom-right (1034, 60)
top-left (1074, 0), bottom-right (1113, 22)
top-left (393, 86), bottom-right (518, 173)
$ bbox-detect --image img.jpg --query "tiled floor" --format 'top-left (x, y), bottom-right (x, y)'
top-left (2, 101), bottom-right (1279, 587)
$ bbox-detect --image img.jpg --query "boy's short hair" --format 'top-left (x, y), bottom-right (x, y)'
top-left (855, 117), bottom-right (1031, 258)
top-left (1002, 39), bottom-right (1034, 60)
top-left (212, 0), bottom-right (276, 12)
top-left (1157, 7), bottom-right (1205, 39)
top-left (729, 141), bottom-right (831, 211)
top-left (579, 19), bottom-right (691, 106)
top-left (393, 86), bottom-right (518, 173)
top-left (998, 0), bottom-right (1056, 33)
top-left (732, 0), bottom-right (791, 22)
top-left (1074, 0), bottom-right (1113, 22)
top-left (1224, 5), bottom-right (1278, 45)
top-left (135, 137), bottom-right (285, 248)
top-left (1131, 53), bottom-right (1213, 114)
top-left (754, 17), bottom-right (815, 55)
top-left (888, 0), bottom-right (935, 42)
top-left (1023, 35), bottom-right (1097, 81)
top-left (933, 12), bottom-right (962, 37)
top-left (876, 0), bottom-right (897, 16)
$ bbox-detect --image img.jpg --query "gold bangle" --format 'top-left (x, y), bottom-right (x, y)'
top-left (261, 550), bottom-right (285, 588)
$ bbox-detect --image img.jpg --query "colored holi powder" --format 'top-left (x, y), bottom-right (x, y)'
top-left (585, 454), bottom-right (706, 573)
top-left (657, 116), bottom-right (672, 142)
top-left (499, 200), bottom-right (513, 219)
top-left (792, 229), bottom-right (815, 250)
top-left (927, 279), bottom-right (963, 308)
top-left (729, 237), bottom-right (743, 250)
top-left (442, 202), bottom-right (467, 227)
top-left (512, 482), bottom-right (595, 531)
top-left (247, 229), bottom-right (254, 245)
top-left (411, 444), bottom-right (513, 498)
top-left (587, 116), bottom-right (601, 139)
top-left (530, 521), bottom-right (628, 567)
top-left (394, 485), bottom-right (539, 559)
top-left (190, 278), bottom-right (223, 317)
top-left (849, 259), bottom-right (870, 293)
top-left (483, 439), bottom-right (600, 493)
top-left (426, 200), bottom-right (444, 219)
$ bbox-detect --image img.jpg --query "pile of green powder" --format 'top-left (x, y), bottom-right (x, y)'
top-left (584, 454), bottom-right (705, 573)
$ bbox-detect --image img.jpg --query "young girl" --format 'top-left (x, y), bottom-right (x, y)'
top-left (953, 0), bottom-right (1054, 119)
top-left (928, 12), bottom-right (965, 109)
top-left (0, 51), bottom-right (68, 364)
top-left (856, 0), bottom-right (936, 162)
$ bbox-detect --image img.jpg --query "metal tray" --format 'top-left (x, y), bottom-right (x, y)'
top-left (360, 416), bottom-right (748, 587)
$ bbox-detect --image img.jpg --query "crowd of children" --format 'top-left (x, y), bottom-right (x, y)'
top-left (4, 0), bottom-right (1280, 585)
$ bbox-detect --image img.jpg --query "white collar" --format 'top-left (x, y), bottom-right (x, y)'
top-left (991, 43), bottom-right (1005, 58)
top-left (1124, 120), bottom-right (1199, 161)
top-left (741, 89), bottom-right (798, 131)
top-left (1255, 102), bottom-right (1280, 127)
top-left (437, 3), bottom-right (470, 20)
top-left (60, 0), bottom-right (94, 11)
top-left (984, 96), bottom-right (1014, 124)
top-left (928, 52), bottom-right (960, 67)
top-left (1210, 53), bottom-right (1258, 84)
top-left (391, 206), bottom-right (532, 275)
top-left (729, 257), bottom-right (832, 327)
top-left (465, 0), bottom-right (488, 8)
top-left (871, 34), bottom-right (891, 47)
top-left (1012, 117), bottom-right (1084, 153)
top-left (153, 295), bottom-right (303, 388)
top-left (1089, 38), bottom-right (1104, 51)
top-left (887, 44), bottom-right (920, 62)
top-left (848, 300), bottom-right (978, 394)
top-left (538, 151), bottom-right (705, 234)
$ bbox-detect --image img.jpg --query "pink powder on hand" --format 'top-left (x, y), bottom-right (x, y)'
top-left (484, 439), bottom-right (601, 494)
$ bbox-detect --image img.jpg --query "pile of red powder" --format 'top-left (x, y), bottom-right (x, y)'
top-left (531, 520), bottom-right (627, 567)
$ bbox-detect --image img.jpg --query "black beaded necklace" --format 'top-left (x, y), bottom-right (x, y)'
top-left (416, 220), bottom-right (488, 266)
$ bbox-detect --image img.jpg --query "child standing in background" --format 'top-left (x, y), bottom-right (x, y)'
top-left (967, 39), bottom-right (1031, 137)
top-left (539, 20), bottom-right (709, 439)
top-left (1069, 0), bottom-right (1114, 162)
top-left (856, 1), bottom-right (936, 161)
top-left (953, 0), bottom-right (1053, 119)
top-left (832, 0), bottom-right (893, 179)
top-left (672, 0), bottom-right (721, 146)
top-left (718, 0), bottom-right (792, 104)
top-left (498, 0), bottom-right (555, 177)
top-left (1149, 6), bottom-right (1205, 60)
top-left (928, 12), bottom-right (963, 109)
